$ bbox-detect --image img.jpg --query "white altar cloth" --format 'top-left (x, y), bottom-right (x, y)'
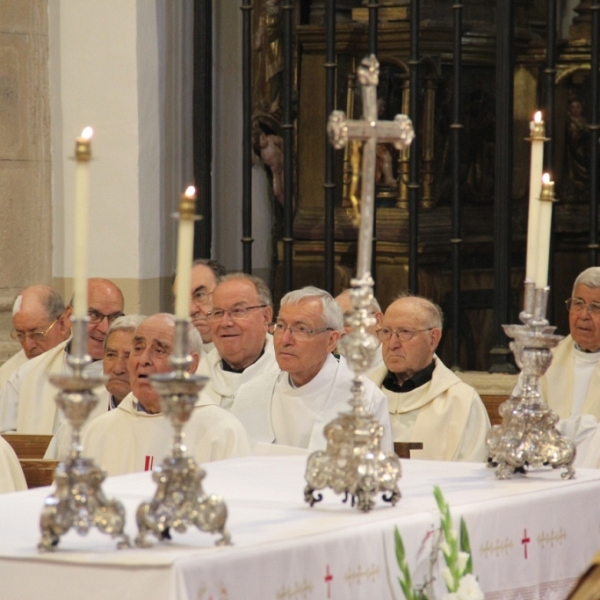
top-left (0, 456), bottom-right (598, 600)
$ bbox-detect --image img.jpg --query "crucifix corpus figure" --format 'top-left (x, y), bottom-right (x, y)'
top-left (328, 55), bottom-right (414, 277)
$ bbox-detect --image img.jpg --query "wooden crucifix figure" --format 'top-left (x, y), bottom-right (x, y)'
top-left (327, 55), bottom-right (414, 278)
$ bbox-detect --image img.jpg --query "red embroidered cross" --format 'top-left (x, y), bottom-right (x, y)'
top-left (144, 455), bottom-right (154, 471)
top-left (521, 529), bottom-right (531, 559)
top-left (324, 565), bottom-right (334, 598)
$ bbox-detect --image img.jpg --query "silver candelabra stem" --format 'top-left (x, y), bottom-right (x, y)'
top-left (38, 318), bottom-right (131, 551)
top-left (486, 281), bottom-right (576, 479)
top-left (304, 274), bottom-right (401, 512)
top-left (134, 319), bottom-right (231, 547)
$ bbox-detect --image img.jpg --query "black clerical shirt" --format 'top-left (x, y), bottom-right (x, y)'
top-left (382, 360), bottom-right (435, 393)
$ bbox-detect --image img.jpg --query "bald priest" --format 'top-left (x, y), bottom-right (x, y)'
top-left (81, 313), bottom-right (251, 476)
top-left (368, 294), bottom-right (490, 462)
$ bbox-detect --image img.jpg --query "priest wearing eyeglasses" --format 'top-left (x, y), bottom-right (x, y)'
top-left (197, 273), bottom-right (279, 411)
top-left (0, 285), bottom-right (72, 431)
top-left (231, 286), bottom-right (393, 453)
top-left (367, 294), bottom-right (490, 462)
top-left (536, 268), bottom-right (600, 468)
top-left (0, 278), bottom-right (124, 434)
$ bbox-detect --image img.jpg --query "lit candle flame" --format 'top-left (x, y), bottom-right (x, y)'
top-left (184, 185), bottom-right (196, 197)
top-left (542, 172), bottom-right (550, 184)
top-left (534, 111), bottom-right (542, 123)
top-left (81, 127), bottom-right (93, 140)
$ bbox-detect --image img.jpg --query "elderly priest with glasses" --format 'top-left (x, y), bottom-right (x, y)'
top-left (0, 285), bottom-right (71, 425)
top-left (197, 273), bottom-right (279, 410)
top-left (537, 267), bottom-right (600, 467)
top-left (231, 286), bottom-right (393, 453)
top-left (367, 294), bottom-right (490, 462)
top-left (0, 278), bottom-right (124, 434)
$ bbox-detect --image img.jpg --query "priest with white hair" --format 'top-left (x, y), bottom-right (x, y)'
top-left (231, 286), bottom-right (393, 453)
top-left (81, 313), bottom-right (251, 476)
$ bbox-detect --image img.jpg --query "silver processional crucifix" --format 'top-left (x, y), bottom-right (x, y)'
top-left (304, 56), bottom-right (414, 512)
top-left (327, 54), bottom-right (414, 277)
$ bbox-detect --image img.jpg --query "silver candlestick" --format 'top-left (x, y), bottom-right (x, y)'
top-left (486, 281), bottom-right (576, 479)
top-left (305, 275), bottom-right (402, 511)
top-left (134, 319), bottom-right (231, 547)
top-left (304, 55), bottom-right (414, 512)
top-left (38, 318), bottom-right (131, 551)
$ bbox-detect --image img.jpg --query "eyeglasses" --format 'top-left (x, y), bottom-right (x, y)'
top-left (11, 319), bottom-right (58, 343)
top-left (88, 309), bottom-right (124, 325)
top-left (192, 289), bottom-right (214, 306)
top-left (376, 327), bottom-right (433, 342)
top-left (565, 298), bottom-right (600, 316)
top-left (207, 304), bottom-right (267, 322)
top-left (268, 321), bottom-right (333, 342)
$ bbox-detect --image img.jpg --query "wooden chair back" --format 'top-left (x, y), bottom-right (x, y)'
top-left (1, 434), bottom-right (53, 459)
top-left (19, 459), bottom-right (58, 488)
top-left (480, 395), bottom-right (507, 426)
top-left (394, 442), bottom-right (423, 459)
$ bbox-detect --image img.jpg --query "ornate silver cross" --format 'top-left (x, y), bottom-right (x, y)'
top-left (304, 56), bottom-right (414, 512)
top-left (327, 54), bottom-right (414, 277)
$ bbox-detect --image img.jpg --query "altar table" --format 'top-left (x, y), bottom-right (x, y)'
top-left (0, 456), bottom-right (598, 600)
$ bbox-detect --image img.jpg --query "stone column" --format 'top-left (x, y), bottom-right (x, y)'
top-left (0, 1), bottom-right (51, 359)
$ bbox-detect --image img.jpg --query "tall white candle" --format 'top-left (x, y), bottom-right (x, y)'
top-left (174, 186), bottom-right (197, 319)
top-left (525, 112), bottom-right (545, 286)
top-left (534, 173), bottom-right (555, 289)
top-left (73, 127), bottom-right (93, 318)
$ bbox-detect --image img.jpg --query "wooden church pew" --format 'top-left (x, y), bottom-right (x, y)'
top-left (1, 434), bottom-right (53, 459)
top-left (19, 459), bottom-right (58, 488)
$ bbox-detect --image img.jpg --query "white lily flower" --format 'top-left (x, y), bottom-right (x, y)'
top-left (457, 551), bottom-right (470, 574)
top-left (442, 567), bottom-right (455, 589)
top-left (457, 574), bottom-right (484, 600)
top-left (440, 540), bottom-right (451, 556)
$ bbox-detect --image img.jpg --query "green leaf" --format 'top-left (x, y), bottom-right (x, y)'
top-left (460, 517), bottom-right (473, 574)
top-left (395, 526), bottom-right (406, 564)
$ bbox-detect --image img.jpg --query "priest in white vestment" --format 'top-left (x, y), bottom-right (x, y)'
top-left (0, 279), bottom-right (124, 434)
top-left (0, 285), bottom-right (71, 430)
top-left (537, 268), bottom-right (600, 468)
top-left (0, 436), bottom-right (27, 493)
top-left (173, 259), bottom-right (227, 376)
top-left (81, 313), bottom-right (251, 476)
top-left (335, 288), bottom-right (385, 370)
top-left (45, 314), bottom-right (145, 459)
top-left (368, 294), bottom-right (490, 462)
top-left (197, 273), bottom-right (279, 410)
top-left (232, 287), bottom-right (393, 452)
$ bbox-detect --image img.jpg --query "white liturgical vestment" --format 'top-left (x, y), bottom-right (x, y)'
top-left (368, 357), bottom-right (490, 462)
top-left (198, 336), bottom-right (279, 411)
top-left (541, 335), bottom-right (600, 420)
top-left (232, 354), bottom-right (393, 452)
top-left (0, 436), bottom-right (26, 493)
top-left (0, 349), bottom-right (27, 426)
top-left (0, 339), bottom-right (110, 434)
top-left (81, 392), bottom-right (252, 476)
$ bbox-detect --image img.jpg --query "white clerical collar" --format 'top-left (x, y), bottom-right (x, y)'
top-left (574, 344), bottom-right (600, 363)
top-left (282, 353), bottom-right (339, 396)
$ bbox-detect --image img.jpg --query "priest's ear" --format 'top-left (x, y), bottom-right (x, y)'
top-left (325, 329), bottom-right (341, 354)
top-left (430, 327), bottom-right (443, 352)
top-left (373, 310), bottom-right (383, 327)
top-left (189, 351), bottom-right (200, 374)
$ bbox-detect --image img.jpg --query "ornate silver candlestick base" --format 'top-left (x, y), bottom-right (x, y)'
top-left (38, 319), bottom-right (131, 551)
top-left (134, 320), bottom-right (231, 547)
top-left (486, 283), bottom-right (576, 479)
top-left (304, 275), bottom-right (401, 512)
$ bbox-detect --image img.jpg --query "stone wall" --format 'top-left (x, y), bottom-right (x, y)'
top-left (0, 1), bottom-right (51, 361)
